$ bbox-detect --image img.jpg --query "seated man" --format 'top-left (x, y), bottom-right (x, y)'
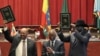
top-left (42, 29), bottom-right (65, 56)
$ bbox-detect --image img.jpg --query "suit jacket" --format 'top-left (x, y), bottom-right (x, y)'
top-left (42, 40), bottom-right (65, 56)
top-left (58, 30), bottom-right (91, 56)
top-left (3, 29), bottom-right (37, 56)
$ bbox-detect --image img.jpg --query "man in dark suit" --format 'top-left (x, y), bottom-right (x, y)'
top-left (58, 20), bottom-right (91, 56)
top-left (42, 29), bottom-right (65, 56)
top-left (3, 24), bottom-right (37, 56)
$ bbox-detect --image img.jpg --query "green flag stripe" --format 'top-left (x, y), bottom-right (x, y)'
top-left (61, 0), bottom-right (68, 13)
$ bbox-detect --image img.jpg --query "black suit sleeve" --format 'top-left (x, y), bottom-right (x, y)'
top-left (54, 43), bottom-right (65, 56)
top-left (58, 31), bottom-right (70, 42)
top-left (33, 42), bottom-right (37, 56)
top-left (74, 30), bottom-right (91, 43)
top-left (42, 45), bottom-right (47, 56)
top-left (3, 29), bottom-right (13, 43)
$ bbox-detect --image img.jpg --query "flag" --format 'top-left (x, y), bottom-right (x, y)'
top-left (40, 0), bottom-right (51, 30)
top-left (61, 0), bottom-right (68, 13)
top-left (97, 11), bottom-right (100, 29)
top-left (10, 23), bottom-right (17, 37)
top-left (40, 0), bottom-right (51, 38)
top-left (94, 0), bottom-right (100, 28)
top-left (94, 0), bottom-right (100, 11)
top-left (94, 0), bottom-right (100, 38)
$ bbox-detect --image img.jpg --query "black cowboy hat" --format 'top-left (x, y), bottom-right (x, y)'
top-left (76, 19), bottom-right (88, 27)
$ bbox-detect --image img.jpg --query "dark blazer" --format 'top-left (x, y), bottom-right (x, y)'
top-left (58, 30), bottom-right (91, 56)
top-left (3, 29), bottom-right (37, 56)
top-left (42, 40), bottom-right (65, 56)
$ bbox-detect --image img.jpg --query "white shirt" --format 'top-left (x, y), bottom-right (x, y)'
top-left (50, 40), bottom-right (56, 47)
top-left (16, 39), bottom-right (27, 56)
top-left (50, 40), bottom-right (56, 54)
top-left (3, 27), bottom-right (28, 56)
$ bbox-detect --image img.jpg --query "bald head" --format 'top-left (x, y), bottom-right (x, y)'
top-left (20, 28), bottom-right (28, 39)
top-left (49, 29), bottom-right (57, 41)
top-left (49, 29), bottom-right (55, 35)
top-left (20, 28), bottom-right (28, 33)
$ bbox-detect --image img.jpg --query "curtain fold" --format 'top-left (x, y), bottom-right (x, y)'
top-left (0, 0), bottom-right (94, 26)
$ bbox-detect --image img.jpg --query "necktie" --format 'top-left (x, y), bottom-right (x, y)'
top-left (51, 41), bottom-right (54, 49)
top-left (52, 41), bottom-right (53, 47)
top-left (22, 40), bottom-right (26, 56)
